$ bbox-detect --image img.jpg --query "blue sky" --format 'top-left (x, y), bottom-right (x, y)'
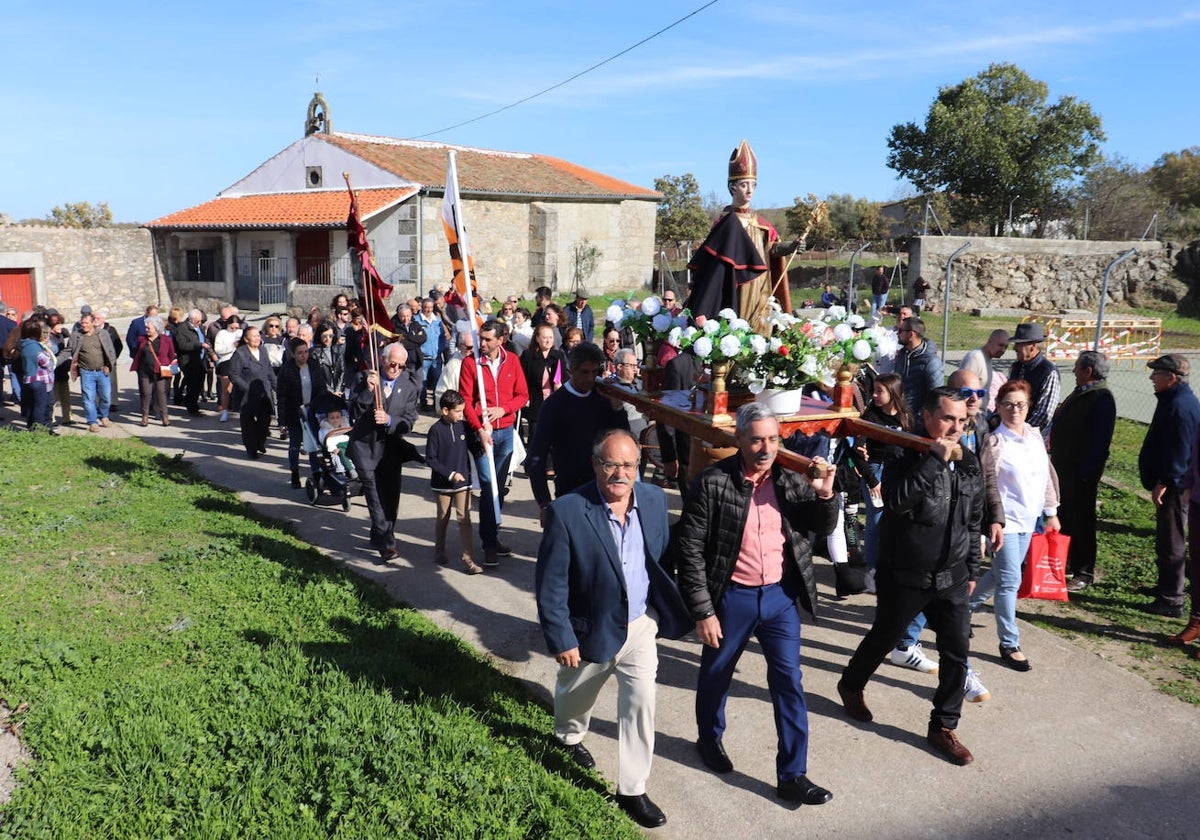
top-left (4, 1), bottom-right (1197, 222)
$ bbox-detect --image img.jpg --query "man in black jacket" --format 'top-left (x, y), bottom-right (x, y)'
top-left (837, 386), bottom-right (984, 766)
top-left (677, 402), bottom-right (837, 805)
top-left (1050, 350), bottom-right (1116, 592)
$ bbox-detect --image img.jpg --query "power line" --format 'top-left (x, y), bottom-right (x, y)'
top-left (413, 0), bottom-right (721, 139)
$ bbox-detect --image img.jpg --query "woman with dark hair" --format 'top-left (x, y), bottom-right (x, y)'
top-left (18, 320), bottom-right (57, 432)
top-left (329, 293), bottom-right (350, 313)
top-left (520, 323), bottom-right (567, 447)
top-left (970, 378), bottom-right (1060, 671)
top-left (213, 315), bottom-right (243, 422)
top-left (166, 306), bottom-right (186, 404)
top-left (130, 316), bottom-right (177, 427)
top-left (228, 325), bottom-right (277, 459)
top-left (854, 372), bottom-right (913, 579)
top-left (600, 327), bottom-right (621, 378)
top-left (276, 337), bottom-right (328, 487)
top-left (311, 322), bottom-right (345, 397)
top-left (306, 307), bottom-right (326, 331)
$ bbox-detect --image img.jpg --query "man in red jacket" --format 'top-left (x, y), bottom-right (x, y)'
top-left (459, 319), bottom-right (529, 567)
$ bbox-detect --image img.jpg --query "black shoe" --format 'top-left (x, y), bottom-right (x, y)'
top-left (1138, 585), bottom-right (1163, 598)
top-left (695, 738), bottom-right (733, 774)
top-left (1142, 598), bottom-right (1185, 618)
top-left (613, 793), bottom-right (666, 829)
top-left (777, 774), bottom-right (833, 805)
top-left (377, 547), bottom-right (399, 563)
top-left (565, 742), bottom-right (595, 769)
top-left (999, 646), bottom-right (1032, 672)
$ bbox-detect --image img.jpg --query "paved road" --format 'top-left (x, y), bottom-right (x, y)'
top-left (13, 354), bottom-right (1198, 840)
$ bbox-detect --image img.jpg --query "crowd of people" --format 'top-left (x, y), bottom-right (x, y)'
top-left (4, 283), bottom-right (1196, 831)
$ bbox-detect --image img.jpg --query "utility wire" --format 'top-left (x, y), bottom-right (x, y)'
top-left (413, 0), bottom-right (721, 139)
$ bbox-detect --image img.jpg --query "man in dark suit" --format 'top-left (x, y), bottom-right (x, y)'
top-left (172, 309), bottom-right (209, 415)
top-left (535, 428), bottom-right (690, 830)
top-left (348, 342), bottom-right (421, 561)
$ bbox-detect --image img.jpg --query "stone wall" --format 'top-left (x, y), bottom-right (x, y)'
top-left (909, 236), bottom-right (1182, 313)
top-left (0, 225), bottom-right (162, 317)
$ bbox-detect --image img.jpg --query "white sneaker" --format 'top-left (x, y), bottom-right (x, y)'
top-left (965, 666), bottom-right (991, 703)
top-left (219, 410), bottom-right (229, 422)
top-left (889, 643), bottom-right (939, 674)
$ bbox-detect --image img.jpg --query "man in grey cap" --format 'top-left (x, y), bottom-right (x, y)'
top-left (1138, 354), bottom-right (1200, 618)
top-left (1008, 322), bottom-right (1060, 439)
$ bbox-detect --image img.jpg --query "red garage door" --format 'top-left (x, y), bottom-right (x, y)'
top-left (0, 269), bottom-right (33, 315)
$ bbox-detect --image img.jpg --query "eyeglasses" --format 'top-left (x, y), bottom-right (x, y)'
top-left (597, 460), bottom-right (639, 473)
top-left (266, 323), bottom-right (281, 329)
top-left (959, 388), bottom-right (987, 400)
top-left (998, 401), bottom-right (1028, 410)
top-left (617, 362), bottom-right (638, 368)
top-left (384, 360), bottom-right (404, 368)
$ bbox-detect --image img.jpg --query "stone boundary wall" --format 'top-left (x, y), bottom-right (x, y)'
top-left (909, 236), bottom-right (1182, 313)
top-left (0, 225), bottom-right (163, 318)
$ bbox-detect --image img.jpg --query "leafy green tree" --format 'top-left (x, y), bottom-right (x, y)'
top-left (653, 173), bottom-right (710, 247)
top-left (886, 63), bottom-right (1104, 233)
top-left (47, 201), bottom-right (113, 228)
top-left (1150, 147), bottom-right (1200, 210)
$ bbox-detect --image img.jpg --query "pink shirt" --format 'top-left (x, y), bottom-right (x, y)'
top-left (730, 469), bottom-right (787, 586)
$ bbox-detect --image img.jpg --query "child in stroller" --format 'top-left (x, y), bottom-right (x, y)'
top-left (303, 395), bottom-right (360, 510)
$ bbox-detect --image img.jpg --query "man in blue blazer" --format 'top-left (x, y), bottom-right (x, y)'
top-left (535, 428), bottom-right (689, 830)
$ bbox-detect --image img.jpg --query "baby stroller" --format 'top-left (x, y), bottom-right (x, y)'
top-left (302, 393), bottom-right (360, 511)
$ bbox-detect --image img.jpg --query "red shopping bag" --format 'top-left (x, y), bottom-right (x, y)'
top-left (1018, 530), bottom-right (1070, 602)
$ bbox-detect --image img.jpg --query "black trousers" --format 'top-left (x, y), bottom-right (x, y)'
top-left (354, 448), bottom-right (404, 550)
top-left (181, 360), bottom-right (204, 411)
top-left (841, 574), bottom-right (970, 731)
top-left (1155, 486), bottom-right (1188, 604)
top-left (1058, 476), bottom-right (1100, 581)
top-left (240, 395), bottom-right (273, 456)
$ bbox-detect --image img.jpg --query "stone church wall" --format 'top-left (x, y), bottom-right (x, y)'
top-left (0, 225), bottom-right (163, 317)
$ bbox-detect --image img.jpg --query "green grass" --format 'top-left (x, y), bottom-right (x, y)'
top-left (0, 431), bottom-right (637, 839)
top-left (1018, 417), bottom-right (1200, 704)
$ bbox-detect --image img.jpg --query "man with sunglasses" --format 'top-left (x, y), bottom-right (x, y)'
top-left (958, 329), bottom-right (1009, 412)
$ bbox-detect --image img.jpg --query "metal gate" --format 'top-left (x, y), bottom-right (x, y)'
top-left (257, 257), bottom-right (289, 307)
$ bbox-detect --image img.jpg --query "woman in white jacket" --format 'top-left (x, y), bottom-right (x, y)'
top-left (212, 315), bottom-right (243, 422)
top-left (970, 378), bottom-right (1060, 671)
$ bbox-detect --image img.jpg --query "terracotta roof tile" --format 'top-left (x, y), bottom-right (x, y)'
top-left (323, 133), bottom-right (660, 199)
top-left (145, 187), bottom-right (415, 229)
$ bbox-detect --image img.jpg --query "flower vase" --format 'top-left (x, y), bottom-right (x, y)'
top-left (834, 363), bottom-right (858, 412)
top-left (758, 388), bottom-right (804, 417)
top-left (706, 359), bottom-right (732, 418)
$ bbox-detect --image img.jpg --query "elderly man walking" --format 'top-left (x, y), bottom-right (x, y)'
top-left (1137, 354), bottom-right (1200, 618)
top-left (535, 429), bottom-right (690, 829)
top-left (1008, 322), bottom-right (1060, 438)
top-left (677, 402), bottom-right (837, 804)
top-left (1050, 350), bottom-right (1116, 592)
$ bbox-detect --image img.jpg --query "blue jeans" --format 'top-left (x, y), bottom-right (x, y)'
top-left (421, 357), bottom-right (441, 402)
top-left (871, 293), bottom-right (887, 316)
top-left (79, 369), bottom-right (111, 424)
top-left (696, 581), bottom-right (810, 782)
top-left (474, 425), bottom-right (514, 549)
top-left (861, 462), bottom-right (885, 570)
top-left (970, 530), bottom-right (1031, 650)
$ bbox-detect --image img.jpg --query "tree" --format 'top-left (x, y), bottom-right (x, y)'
top-left (886, 63), bottom-right (1104, 233)
top-left (571, 237), bottom-right (602, 292)
top-left (653, 174), bottom-right (709, 249)
top-left (1150, 147), bottom-right (1200, 210)
top-left (1071, 156), bottom-right (1160, 240)
top-left (47, 201), bottom-right (113, 228)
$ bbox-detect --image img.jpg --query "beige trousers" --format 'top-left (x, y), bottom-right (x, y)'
top-left (554, 613), bottom-right (658, 795)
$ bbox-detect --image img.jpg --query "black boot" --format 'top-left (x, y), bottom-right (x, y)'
top-left (290, 469), bottom-right (301, 488)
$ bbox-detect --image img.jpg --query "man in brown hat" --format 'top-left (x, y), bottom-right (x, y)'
top-left (1138, 354), bottom-right (1200, 619)
top-left (1008, 322), bottom-right (1060, 439)
top-left (565, 289), bottom-right (594, 343)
